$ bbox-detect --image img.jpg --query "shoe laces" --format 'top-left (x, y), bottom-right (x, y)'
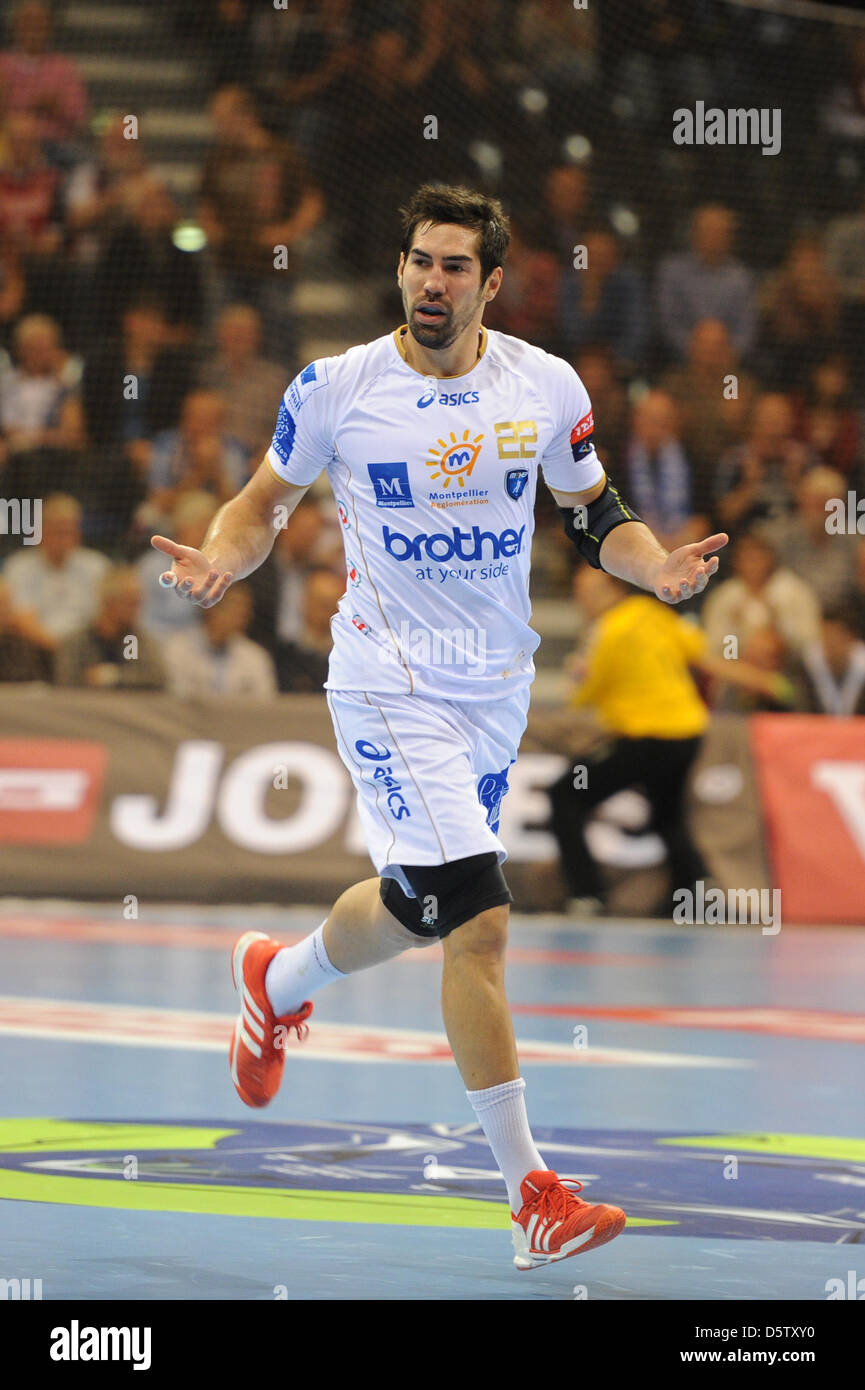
top-left (530, 1176), bottom-right (584, 1224)
top-left (276, 999), bottom-right (313, 1043)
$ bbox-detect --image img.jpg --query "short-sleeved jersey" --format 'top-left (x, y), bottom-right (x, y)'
top-left (266, 324), bottom-right (604, 699)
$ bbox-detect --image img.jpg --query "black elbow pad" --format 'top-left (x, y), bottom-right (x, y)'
top-left (557, 478), bottom-right (641, 569)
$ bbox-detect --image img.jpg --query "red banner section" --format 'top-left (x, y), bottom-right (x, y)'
top-left (0, 738), bottom-right (106, 845)
top-left (750, 714), bottom-right (865, 925)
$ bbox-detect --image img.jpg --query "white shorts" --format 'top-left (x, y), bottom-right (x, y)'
top-left (326, 687), bottom-right (531, 898)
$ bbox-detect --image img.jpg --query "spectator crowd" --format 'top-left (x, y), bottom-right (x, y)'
top-left (1, 0), bottom-right (865, 712)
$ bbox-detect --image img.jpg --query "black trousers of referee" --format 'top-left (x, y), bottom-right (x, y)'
top-left (548, 736), bottom-right (709, 906)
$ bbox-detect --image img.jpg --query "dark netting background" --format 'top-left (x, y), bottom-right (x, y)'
top-left (1, 0), bottom-right (865, 699)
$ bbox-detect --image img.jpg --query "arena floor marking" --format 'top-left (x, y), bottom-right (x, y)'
top-left (1, 1118), bottom-right (862, 1242)
top-left (0, 997), bottom-right (749, 1068)
top-left (0, 915), bottom-right (668, 967)
top-left (510, 1004), bottom-right (865, 1042)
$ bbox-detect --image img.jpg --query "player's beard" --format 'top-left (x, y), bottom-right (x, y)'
top-left (406, 289), bottom-right (485, 351)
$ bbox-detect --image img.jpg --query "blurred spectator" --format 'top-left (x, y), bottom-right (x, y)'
top-left (819, 33), bottom-right (865, 145)
top-left (54, 565), bottom-right (165, 688)
top-left (542, 165), bottom-right (590, 265)
top-left (249, 497), bottom-right (342, 649)
top-left (137, 390), bottom-right (248, 534)
top-left (163, 582), bottom-right (277, 698)
top-left (622, 390), bottom-right (707, 548)
top-left (758, 234), bottom-right (840, 389)
top-left (175, 0), bottom-right (257, 91)
top-left (824, 188), bottom-right (865, 377)
top-left (327, 26), bottom-right (454, 272)
top-left (761, 466), bottom-right (857, 610)
top-left (546, 564), bottom-right (781, 915)
top-left (602, 0), bottom-right (716, 137)
top-left (0, 243), bottom-right (25, 346)
top-left (63, 113), bottom-right (149, 267)
top-left (792, 357), bottom-right (861, 477)
top-left (93, 175), bottom-right (205, 345)
top-left (572, 347), bottom-right (629, 466)
top-left (197, 304), bottom-right (287, 464)
top-left (788, 603), bottom-right (865, 716)
top-left (0, 112), bottom-right (63, 258)
top-left (80, 296), bottom-right (193, 535)
top-left (660, 319), bottom-right (756, 492)
top-left (558, 226), bottom-right (648, 371)
top-left (0, 2), bottom-right (88, 153)
top-left (842, 537), bottom-right (865, 641)
top-left (0, 574), bottom-right (49, 680)
top-left (0, 314), bottom-right (84, 499)
top-left (714, 392), bottom-right (813, 533)
top-left (199, 85), bottom-right (324, 363)
top-left (713, 625), bottom-right (799, 715)
top-left (483, 220), bottom-right (562, 352)
top-left (515, 0), bottom-right (598, 106)
top-left (250, 0), bottom-right (351, 159)
top-left (700, 529), bottom-right (821, 660)
top-left (136, 491), bottom-right (217, 639)
top-left (402, 3), bottom-right (517, 178)
top-left (2, 493), bottom-right (109, 651)
top-left (276, 566), bottom-right (344, 692)
top-left (655, 205), bottom-right (756, 362)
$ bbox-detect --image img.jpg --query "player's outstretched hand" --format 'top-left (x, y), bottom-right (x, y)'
top-left (653, 533), bottom-right (729, 605)
top-left (151, 534), bottom-right (234, 608)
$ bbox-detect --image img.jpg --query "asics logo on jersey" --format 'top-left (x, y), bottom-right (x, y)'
top-left (383, 523), bottom-right (526, 562)
top-left (416, 389), bottom-right (481, 408)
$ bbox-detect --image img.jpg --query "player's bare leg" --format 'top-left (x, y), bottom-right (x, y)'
top-left (229, 877), bottom-right (433, 1109)
top-left (438, 904), bottom-right (626, 1264)
top-left (439, 903), bottom-right (518, 1089)
top-left (321, 878), bottom-right (438, 972)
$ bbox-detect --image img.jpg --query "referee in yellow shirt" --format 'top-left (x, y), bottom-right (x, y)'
top-left (548, 564), bottom-right (783, 914)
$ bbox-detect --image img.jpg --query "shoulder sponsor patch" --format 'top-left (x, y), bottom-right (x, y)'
top-left (570, 410), bottom-right (594, 445)
top-left (287, 359), bottom-right (329, 414)
top-left (271, 399), bottom-right (297, 466)
top-left (570, 410), bottom-right (595, 461)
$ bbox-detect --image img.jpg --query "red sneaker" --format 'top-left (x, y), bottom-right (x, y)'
top-left (229, 931), bottom-right (312, 1108)
top-left (511, 1169), bottom-right (626, 1270)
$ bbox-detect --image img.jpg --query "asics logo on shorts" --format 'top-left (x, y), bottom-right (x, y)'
top-left (354, 739), bottom-right (410, 818)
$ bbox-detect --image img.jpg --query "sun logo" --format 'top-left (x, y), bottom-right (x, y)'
top-left (425, 430), bottom-right (483, 489)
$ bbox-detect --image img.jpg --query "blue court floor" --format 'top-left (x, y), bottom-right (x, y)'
top-left (1, 900), bottom-right (863, 1301)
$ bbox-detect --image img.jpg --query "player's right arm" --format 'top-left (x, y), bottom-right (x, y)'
top-left (150, 461), bottom-right (311, 608)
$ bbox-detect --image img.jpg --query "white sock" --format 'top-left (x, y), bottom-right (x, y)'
top-left (466, 1077), bottom-right (546, 1212)
top-left (265, 922), bottom-right (346, 1016)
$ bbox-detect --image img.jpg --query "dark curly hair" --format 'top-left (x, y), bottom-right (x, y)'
top-left (398, 183), bottom-right (510, 287)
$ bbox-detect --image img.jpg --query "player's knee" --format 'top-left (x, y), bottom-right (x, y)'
top-left (442, 902), bottom-right (509, 958)
top-left (378, 852), bottom-right (512, 944)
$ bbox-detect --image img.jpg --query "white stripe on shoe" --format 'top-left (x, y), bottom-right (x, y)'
top-left (242, 982), bottom-right (266, 1028)
top-left (238, 1022), bottom-right (262, 1058)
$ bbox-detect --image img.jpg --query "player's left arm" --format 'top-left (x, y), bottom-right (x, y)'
top-left (542, 360), bottom-right (728, 604)
top-left (549, 474), bottom-right (728, 605)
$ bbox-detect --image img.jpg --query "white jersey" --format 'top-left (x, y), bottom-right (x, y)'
top-left (266, 323), bottom-right (603, 700)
